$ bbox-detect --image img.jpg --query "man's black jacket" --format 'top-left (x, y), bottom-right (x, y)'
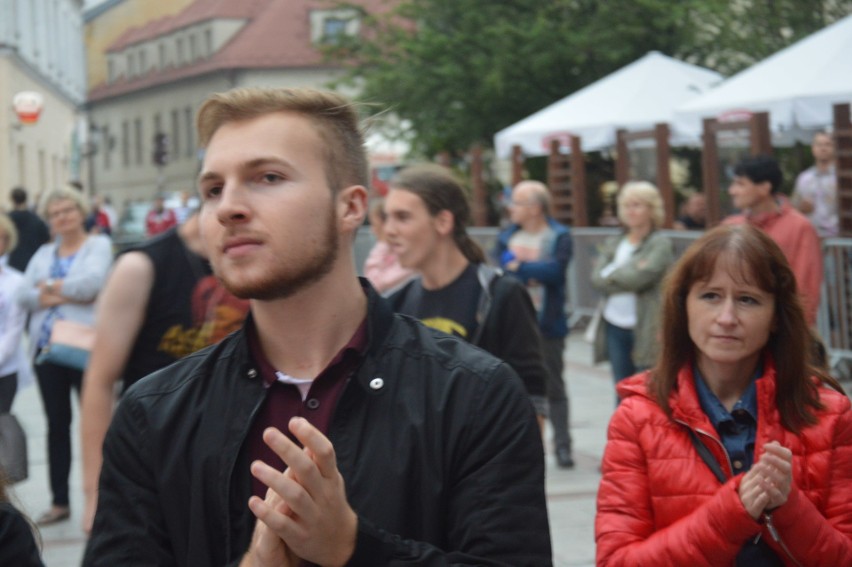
top-left (84, 283), bottom-right (552, 566)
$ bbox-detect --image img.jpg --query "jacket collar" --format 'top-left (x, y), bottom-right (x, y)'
top-left (227, 278), bottom-right (394, 385)
top-left (499, 217), bottom-right (569, 244)
top-left (617, 353), bottom-right (781, 434)
top-left (670, 353), bottom-right (779, 431)
top-left (745, 195), bottom-right (793, 228)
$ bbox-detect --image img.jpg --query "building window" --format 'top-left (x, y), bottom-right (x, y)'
top-left (159, 43), bottom-right (165, 68)
top-left (171, 109), bottom-right (181, 159)
top-left (16, 145), bottom-right (26, 186)
top-left (127, 53), bottom-right (136, 77)
top-left (177, 38), bottom-right (184, 65)
top-left (139, 49), bottom-right (147, 73)
top-left (134, 118), bottom-right (143, 166)
top-left (185, 106), bottom-right (194, 158)
top-left (310, 9), bottom-right (359, 44)
top-left (102, 125), bottom-right (111, 170)
top-left (108, 59), bottom-right (115, 82)
top-left (122, 121), bottom-right (129, 166)
top-left (38, 150), bottom-right (46, 194)
top-left (189, 34), bottom-right (197, 61)
top-left (205, 29), bottom-right (213, 56)
top-left (323, 18), bottom-right (349, 43)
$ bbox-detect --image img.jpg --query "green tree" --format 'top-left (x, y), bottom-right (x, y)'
top-left (330, 0), bottom-right (852, 156)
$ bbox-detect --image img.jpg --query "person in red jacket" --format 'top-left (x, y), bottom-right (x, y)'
top-left (145, 195), bottom-right (177, 237)
top-left (723, 155), bottom-right (823, 327)
top-left (596, 224), bottom-right (851, 566)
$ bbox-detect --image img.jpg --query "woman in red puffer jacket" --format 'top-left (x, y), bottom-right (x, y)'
top-left (595, 224), bottom-right (851, 566)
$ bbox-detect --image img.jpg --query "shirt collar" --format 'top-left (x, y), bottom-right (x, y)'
top-left (693, 363), bottom-right (760, 428)
top-left (248, 316), bottom-right (368, 388)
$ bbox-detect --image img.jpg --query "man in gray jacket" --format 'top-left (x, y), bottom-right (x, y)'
top-left (84, 87), bottom-right (551, 566)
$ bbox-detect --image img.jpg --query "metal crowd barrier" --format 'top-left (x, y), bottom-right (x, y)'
top-left (358, 226), bottom-right (851, 376)
top-left (818, 238), bottom-right (852, 371)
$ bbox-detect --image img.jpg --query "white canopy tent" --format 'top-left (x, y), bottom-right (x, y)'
top-left (675, 14), bottom-right (852, 145)
top-left (493, 51), bottom-right (722, 158)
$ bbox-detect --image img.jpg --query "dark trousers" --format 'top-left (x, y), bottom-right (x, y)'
top-left (0, 374), bottom-right (16, 414)
top-left (542, 337), bottom-right (572, 453)
top-left (34, 360), bottom-right (82, 507)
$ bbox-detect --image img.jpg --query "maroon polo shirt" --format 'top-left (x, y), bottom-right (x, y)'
top-left (246, 318), bottom-right (367, 499)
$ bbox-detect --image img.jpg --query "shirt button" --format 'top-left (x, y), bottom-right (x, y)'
top-left (733, 460), bottom-right (743, 470)
top-left (306, 398), bottom-right (320, 410)
top-left (369, 377), bottom-right (384, 390)
top-left (246, 368), bottom-right (258, 379)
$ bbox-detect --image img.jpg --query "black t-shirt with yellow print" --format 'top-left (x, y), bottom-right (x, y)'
top-left (395, 263), bottom-right (481, 341)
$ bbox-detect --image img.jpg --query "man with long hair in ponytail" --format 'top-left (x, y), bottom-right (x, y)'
top-left (385, 164), bottom-right (548, 426)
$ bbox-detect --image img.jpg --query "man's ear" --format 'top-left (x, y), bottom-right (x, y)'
top-left (433, 209), bottom-right (454, 237)
top-left (337, 185), bottom-right (368, 232)
top-left (757, 180), bottom-right (773, 198)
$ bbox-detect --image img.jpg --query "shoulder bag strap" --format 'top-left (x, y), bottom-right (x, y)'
top-left (687, 429), bottom-right (728, 484)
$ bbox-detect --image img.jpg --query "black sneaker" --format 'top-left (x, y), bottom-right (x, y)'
top-left (556, 447), bottom-right (575, 469)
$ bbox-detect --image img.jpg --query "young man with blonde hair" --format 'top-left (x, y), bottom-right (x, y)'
top-left (84, 87), bottom-right (551, 566)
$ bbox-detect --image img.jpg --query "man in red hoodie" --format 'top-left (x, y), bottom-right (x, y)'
top-left (724, 155), bottom-right (822, 326)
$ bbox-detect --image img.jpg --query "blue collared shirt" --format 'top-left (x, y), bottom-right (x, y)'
top-left (693, 364), bottom-right (760, 474)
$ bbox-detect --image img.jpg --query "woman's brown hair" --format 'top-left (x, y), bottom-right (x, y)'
top-left (652, 224), bottom-right (843, 433)
top-left (389, 164), bottom-right (486, 264)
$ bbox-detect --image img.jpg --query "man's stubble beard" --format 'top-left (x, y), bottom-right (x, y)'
top-left (216, 206), bottom-right (339, 301)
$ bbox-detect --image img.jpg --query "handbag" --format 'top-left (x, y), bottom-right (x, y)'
top-left (35, 319), bottom-right (96, 372)
top-left (583, 300), bottom-right (604, 344)
top-left (0, 413), bottom-right (28, 484)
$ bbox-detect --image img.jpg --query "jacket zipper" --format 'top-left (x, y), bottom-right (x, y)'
top-left (763, 512), bottom-right (804, 567)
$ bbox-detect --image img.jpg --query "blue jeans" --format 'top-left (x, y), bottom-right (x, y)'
top-left (605, 321), bottom-right (636, 402)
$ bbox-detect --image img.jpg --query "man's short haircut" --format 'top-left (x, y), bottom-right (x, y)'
top-left (10, 187), bottom-right (27, 206)
top-left (196, 87), bottom-right (369, 194)
top-left (733, 155), bottom-right (783, 194)
top-left (813, 130), bottom-right (833, 143)
top-left (514, 180), bottom-right (552, 217)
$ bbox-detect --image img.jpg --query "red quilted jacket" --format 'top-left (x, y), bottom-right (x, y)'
top-left (595, 357), bottom-right (852, 566)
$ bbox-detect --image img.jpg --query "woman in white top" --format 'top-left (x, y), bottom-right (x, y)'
top-left (16, 187), bottom-right (112, 526)
top-left (591, 182), bottom-right (674, 401)
top-left (0, 215), bottom-right (27, 416)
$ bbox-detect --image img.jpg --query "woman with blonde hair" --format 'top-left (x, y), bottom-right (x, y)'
top-left (16, 186), bottom-right (112, 525)
top-left (596, 224), bottom-right (851, 565)
top-left (591, 181), bottom-right (674, 399)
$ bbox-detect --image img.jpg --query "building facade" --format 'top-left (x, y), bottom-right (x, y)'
top-left (85, 0), bottom-right (390, 211)
top-left (0, 0), bottom-right (86, 205)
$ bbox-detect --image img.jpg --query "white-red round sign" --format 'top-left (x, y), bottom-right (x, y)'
top-left (13, 91), bottom-right (45, 124)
